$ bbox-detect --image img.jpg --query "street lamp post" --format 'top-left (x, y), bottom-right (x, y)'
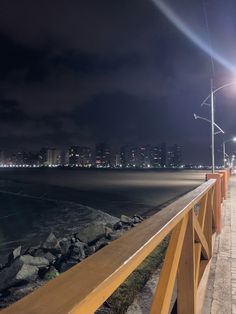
top-left (199, 81), bottom-right (236, 173)
top-left (210, 79), bottom-right (215, 173)
top-left (193, 114), bottom-right (225, 134)
top-left (223, 141), bottom-right (226, 168)
top-left (223, 137), bottom-right (236, 168)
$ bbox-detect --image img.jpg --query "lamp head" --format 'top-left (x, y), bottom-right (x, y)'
top-left (233, 137), bottom-right (236, 142)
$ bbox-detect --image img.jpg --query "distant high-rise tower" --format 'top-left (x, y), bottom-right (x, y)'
top-left (69, 146), bottom-right (80, 166)
top-left (0, 151), bottom-right (4, 165)
top-left (160, 142), bottom-right (167, 168)
top-left (60, 149), bottom-right (69, 166)
top-left (39, 148), bottom-right (47, 165)
top-left (173, 144), bottom-right (182, 167)
top-left (96, 143), bottom-right (111, 168)
top-left (167, 144), bottom-right (183, 167)
top-left (129, 147), bottom-right (138, 167)
top-left (79, 147), bottom-right (92, 167)
top-left (151, 146), bottom-right (162, 168)
top-left (120, 146), bottom-right (128, 168)
top-left (138, 146), bottom-right (151, 168)
top-left (115, 153), bottom-right (121, 167)
top-left (45, 148), bottom-right (60, 166)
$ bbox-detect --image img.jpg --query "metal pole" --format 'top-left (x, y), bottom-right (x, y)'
top-left (211, 79), bottom-right (215, 173)
top-left (223, 142), bottom-right (226, 168)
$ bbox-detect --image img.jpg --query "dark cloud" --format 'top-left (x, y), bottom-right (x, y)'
top-left (51, 51), bottom-right (142, 75)
top-left (72, 92), bottom-right (174, 142)
top-left (0, 99), bottom-right (28, 122)
top-left (0, 33), bottom-right (50, 81)
top-left (0, 0), bottom-right (235, 163)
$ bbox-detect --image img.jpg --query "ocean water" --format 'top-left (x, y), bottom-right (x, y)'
top-left (0, 169), bottom-right (205, 263)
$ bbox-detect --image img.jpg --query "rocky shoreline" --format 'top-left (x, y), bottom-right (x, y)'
top-left (0, 214), bottom-right (144, 309)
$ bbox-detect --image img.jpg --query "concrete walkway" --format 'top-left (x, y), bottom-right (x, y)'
top-left (204, 176), bottom-right (236, 314)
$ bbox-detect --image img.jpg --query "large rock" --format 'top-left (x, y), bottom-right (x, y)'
top-left (133, 215), bottom-right (144, 224)
top-left (59, 239), bottom-right (71, 256)
top-left (113, 221), bottom-right (123, 230)
top-left (42, 233), bottom-right (61, 253)
top-left (0, 259), bottom-right (38, 291)
top-left (7, 246), bottom-right (22, 265)
top-left (19, 255), bottom-right (49, 268)
top-left (105, 226), bottom-right (113, 237)
top-left (94, 238), bottom-right (109, 251)
top-left (75, 222), bottom-right (106, 244)
top-left (34, 250), bottom-right (56, 264)
top-left (84, 245), bottom-right (96, 256)
top-left (33, 249), bottom-right (45, 257)
top-left (57, 259), bottom-right (78, 273)
top-left (120, 215), bottom-right (133, 224)
top-left (25, 244), bottom-right (41, 256)
top-left (44, 252), bottom-right (56, 263)
top-left (70, 242), bottom-right (86, 261)
top-left (108, 230), bottom-right (126, 241)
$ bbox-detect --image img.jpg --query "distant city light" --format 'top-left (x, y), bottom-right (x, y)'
top-left (0, 143), bottom-right (227, 170)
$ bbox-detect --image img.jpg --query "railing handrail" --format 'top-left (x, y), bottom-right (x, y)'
top-left (1, 179), bottom-right (216, 314)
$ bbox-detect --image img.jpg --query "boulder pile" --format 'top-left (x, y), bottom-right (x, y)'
top-left (0, 214), bottom-right (144, 308)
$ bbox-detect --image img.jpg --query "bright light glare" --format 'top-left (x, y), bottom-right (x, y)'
top-left (151, 0), bottom-right (236, 74)
top-left (233, 137), bottom-right (236, 142)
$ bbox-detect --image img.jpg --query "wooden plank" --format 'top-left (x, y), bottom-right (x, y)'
top-left (177, 210), bottom-right (196, 314)
top-left (204, 189), bottom-right (213, 258)
top-left (150, 216), bottom-right (188, 314)
top-left (1, 180), bottom-right (216, 314)
top-left (196, 233), bottom-right (216, 314)
top-left (198, 260), bottom-right (208, 287)
top-left (196, 260), bottom-right (211, 314)
top-left (198, 194), bottom-right (208, 229)
top-left (193, 214), bottom-right (210, 260)
top-left (195, 243), bottom-right (202, 287)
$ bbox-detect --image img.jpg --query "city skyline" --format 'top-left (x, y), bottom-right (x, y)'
top-left (0, 142), bottom-right (184, 168)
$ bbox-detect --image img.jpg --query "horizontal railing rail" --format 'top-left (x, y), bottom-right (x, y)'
top-left (1, 175), bottom-right (226, 314)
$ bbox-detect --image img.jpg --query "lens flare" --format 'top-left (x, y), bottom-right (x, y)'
top-left (151, 0), bottom-right (236, 74)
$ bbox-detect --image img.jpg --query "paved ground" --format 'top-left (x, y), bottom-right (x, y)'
top-left (204, 175), bottom-right (236, 314)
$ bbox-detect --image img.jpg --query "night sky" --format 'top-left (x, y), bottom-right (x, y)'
top-left (0, 0), bottom-right (236, 163)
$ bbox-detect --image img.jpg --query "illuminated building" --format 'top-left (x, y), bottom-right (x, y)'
top-left (60, 149), bottom-right (69, 166)
top-left (138, 146), bottom-right (151, 168)
top-left (160, 142), bottom-right (167, 168)
top-left (0, 150), bottom-right (4, 165)
top-left (69, 146), bottom-right (92, 167)
top-left (39, 148), bottom-right (47, 165)
top-left (151, 146), bottom-right (162, 168)
top-left (45, 148), bottom-right (61, 166)
top-left (96, 143), bottom-right (111, 168)
top-left (120, 146), bottom-right (129, 168)
top-left (69, 146), bottom-right (80, 166)
top-left (167, 144), bottom-right (183, 167)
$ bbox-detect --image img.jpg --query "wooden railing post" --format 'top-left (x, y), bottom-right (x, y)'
top-left (206, 174), bottom-right (221, 233)
top-left (150, 217), bottom-right (188, 314)
top-left (218, 170), bottom-right (228, 199)
top-left (177, 210), bottom-right (196, 314)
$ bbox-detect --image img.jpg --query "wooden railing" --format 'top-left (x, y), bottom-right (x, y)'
top-left (1, 173), bottom-right (228, 314)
